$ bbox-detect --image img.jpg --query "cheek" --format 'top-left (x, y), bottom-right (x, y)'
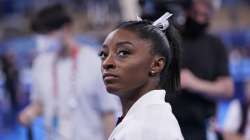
top-left (104, 62), bottom-right (150, 95)
top-left (119, 58), bottom-right (151, 88)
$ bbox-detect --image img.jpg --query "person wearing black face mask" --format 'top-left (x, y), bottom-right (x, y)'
top-left (166, 0), bottom-right (234, 140)
top-left (182, 15), bottom-right (208, 38)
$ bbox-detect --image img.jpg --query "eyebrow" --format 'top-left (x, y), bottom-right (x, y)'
top-left (116, 41), bottom-right (134, 46)
top-left (116, 41), bottom-right (134, 47)
top-left (102, 41), bottom-right (134, 48)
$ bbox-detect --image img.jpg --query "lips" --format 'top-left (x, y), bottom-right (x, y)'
top-left (103, 73), bottom-right (118, 81)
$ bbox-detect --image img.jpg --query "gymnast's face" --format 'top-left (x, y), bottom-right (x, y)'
top-left (99, 28), bottom-right (155, 97)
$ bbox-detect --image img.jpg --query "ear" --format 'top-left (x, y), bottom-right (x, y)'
top-left (150, 55), bottom-right (166, 76)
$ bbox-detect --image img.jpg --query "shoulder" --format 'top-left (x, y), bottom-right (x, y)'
top-left (134, 103), bottom-right (183, 140)
top-left (78, 45), bottom-right (99, 59)
top-left (203, 33), bottom-right (228, 55)
top-left (204, 34), bottom-right (225, 48)
top-left (203, 33), bottom-right (220, 41)
top-left (78, 46), bottom-right (101, 65)
top-left (33, 53), bottom-right (54, 70)
top-left (142, 103), bottom-right (181, 128)
top-left (34, 52), bottom-right (54, 63)
top-left (77, 46), bottom-right (102, 79)
top-left (114, 103), bottom-right (184, 140)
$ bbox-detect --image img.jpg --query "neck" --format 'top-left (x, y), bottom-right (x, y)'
top-left (119, 82), bottom-right (160, 117)
top-left (57, 40), bottom-right (78, 59)
top-left (58, 46), bottom-right (71, 58)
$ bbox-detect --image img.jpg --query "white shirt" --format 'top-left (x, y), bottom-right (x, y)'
top-left (245, 109), bottom-right (250, 140)
top-left (222, 99), bottom-right (242, 132)
top-left (32, 46), bottom-right (120, 140)
top-left (108, 90), bottom-right (184, 140)
top-left (35, 34), bottom-right (61, 53)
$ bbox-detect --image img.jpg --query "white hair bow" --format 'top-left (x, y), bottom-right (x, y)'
top-left (137, 12), bottom-right (173, 31)
top-left (153, 12), bottom-right (173, 31)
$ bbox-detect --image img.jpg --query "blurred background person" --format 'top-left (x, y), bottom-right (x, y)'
top-left (0, 51), bottom-right (20, 114)
top-left (216, 48), bottom-right (250, 140)
top-left (245, 78), bottom-right (250, 140)
top-left (18, 4), bottom-right (119, 140)
top-left (168, 0), bottom-right (234, 140)
top-left (0, 49), bottom-right (21, 131)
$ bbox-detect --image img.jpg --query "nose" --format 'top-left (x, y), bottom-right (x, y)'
top-left (102, 54), bottom-right (116, 70)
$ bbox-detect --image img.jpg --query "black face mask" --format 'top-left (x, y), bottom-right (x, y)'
top-left (182, 16), bottom-right (209, 39)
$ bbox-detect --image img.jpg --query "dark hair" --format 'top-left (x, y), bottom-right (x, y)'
top-left (139, 0), bottom-right (193, 21)
top-left (117, 21), bottom-right (181, 92)
top-left (31, 4), bottom-right (72, 34)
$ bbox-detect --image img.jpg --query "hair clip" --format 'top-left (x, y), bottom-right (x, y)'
top-left (153, 12), bottom-right (173, 31)
top-left (136, 16), bottom-right (143, 21)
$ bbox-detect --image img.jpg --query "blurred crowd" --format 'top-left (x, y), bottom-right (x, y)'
top-left (0, 0), bottom-right (249, 140)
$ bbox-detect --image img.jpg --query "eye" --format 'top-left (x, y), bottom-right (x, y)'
top-left (117, 50), bottom-right (130, 57)
top-left (98, 50), bottom-right (108, 60)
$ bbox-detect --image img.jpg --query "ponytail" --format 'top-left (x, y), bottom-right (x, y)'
top-left (161, 25), bottom-right (181, 93)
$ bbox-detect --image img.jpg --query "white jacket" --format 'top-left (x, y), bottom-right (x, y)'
top-left (108, 90), bottom-right (184, 140)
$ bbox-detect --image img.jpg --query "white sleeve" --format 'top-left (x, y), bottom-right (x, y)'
top-left (120, 105), bottom-right (184, 140)
top-left (141, 105), bottom-right (184, 140)
top-left (120, 121), bottom-right (184, 140)
top-left (30, 57), bottom-right (44, 103)
top-left (223, 99), bottom-right (242, 132)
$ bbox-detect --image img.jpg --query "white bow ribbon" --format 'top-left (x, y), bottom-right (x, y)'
top-left (153, 12), bottom-right (173, 31)
top-left (137, 12), bottom-right (173, 30)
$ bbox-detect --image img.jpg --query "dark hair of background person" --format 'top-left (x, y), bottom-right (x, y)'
top-left (138, 0), bottom-right (193, 18)
top-left (116, 20), bottom-right (181, 93)
top-left (0, 53), bottom-right (19, 111)
top-left (30, 4), bottom-right (72, 34)
top-left (139, 0), bottom-right (193, 27)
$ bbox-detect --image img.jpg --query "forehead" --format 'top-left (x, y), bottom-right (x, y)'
top-left (103, 28), bottom-right (151, 47)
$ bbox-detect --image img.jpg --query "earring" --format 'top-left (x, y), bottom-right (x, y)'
top-left (150, 71), bottom-right (156, 76)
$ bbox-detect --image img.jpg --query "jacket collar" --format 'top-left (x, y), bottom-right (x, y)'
top-left (124, 90), bottom-right (166, 120)
top-left (110, 90), bottom-right (167, 139)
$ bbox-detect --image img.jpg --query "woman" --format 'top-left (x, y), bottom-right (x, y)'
top-left (99, 13), bottom-right (184, 140)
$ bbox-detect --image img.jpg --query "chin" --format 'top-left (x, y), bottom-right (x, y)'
top-left (106, 85), bottom-right (119, 95)
top-left (106, 86), bottom-right (127, 98)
